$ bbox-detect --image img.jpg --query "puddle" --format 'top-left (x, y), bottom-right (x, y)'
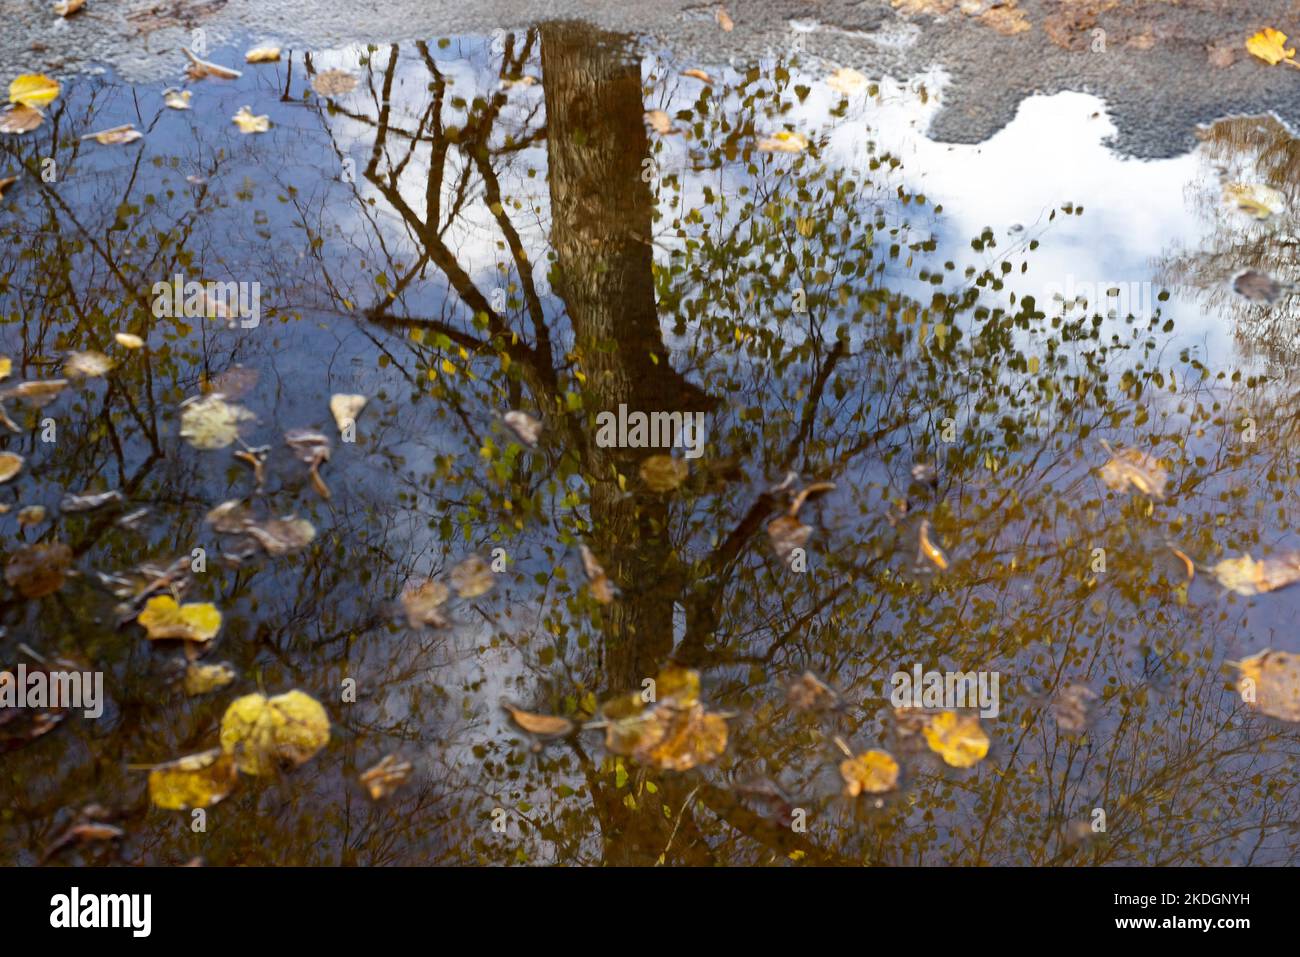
top-left (2, 24), bottom-right (1299, 866)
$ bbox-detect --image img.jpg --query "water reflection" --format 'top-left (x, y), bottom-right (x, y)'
top-left (1, 23), bottom-right (1299, 866)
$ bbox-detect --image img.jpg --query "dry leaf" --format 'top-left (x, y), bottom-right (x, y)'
top-left (449, 555), bottom-right (494, 598)
top-left (183, 48), bottom-right (242, 80)
top-left (6, 379), bottom-right (67, 405)
top-left (244, 517), bottom-right (316, 556)
top-left (61, 489), bottom-right (123, 511)
top-left (147, 748), bottom-right (238, 810)
top-left (921, 711), bottom-right (989, 768)
top-left (360, 754), bottom-right (413, 799)
top-left (1236, 650), bottom-right (1300, 722)
top-left (232, 106), bottom-right (270, 134)
top-left (503, 702), bottom-right (575, 736)
top-left (285, 428), bottom-right (331, 499)
top-left (637, 702), bottom-right (728, 771)
top-left (1098, 445), bottom-right (1167, 499)
top-left (1246, 27), bottom-right (1300, 67)
top-left (219, 690), bottom-right (330, 775)
top-left (137, 595), bottom-right (222, 643)
top-left (0, 452), bottom-right (22, 483)
top-left (639, 454), bottom-right (688, 492)
top-left (716, 6), bottom-right (734, 31)
top-left (115, 333), bottom-right (145, 349)
top-left (81, 125), bottom-right (142, 145)
top-left (402, 578), bottom-right (449, 627)
top-left (0, 105), bottom-right (44, 134)
top-left (758, 130), bottom-right (809, 153)
top-left (162, 88), bottom-right (192, 110)
top-left (329, 393), bottom-right (365, 434)
top-left (0, 176), bottom-right (16, 198)
top-left (681, 68), bottom-right (713, 83)
top-left (1233, 270), bottom-right (1281, 303)
top-left (17, 505), bottom-right (46, 527)
top-left (840, 749), bottom-right (900, 795)
top-left (9, 75), bottom-right (60, 109)
top-left (245, 46), bottom-right (282, 63)
top-left (504, 410), bottom-right (542, 446)
top-left (311, 69), bottom-right (357, 97)
top-left (5, 542), bottom-right (72, 598)
top-left (54, 0), bottom-right (86, 16)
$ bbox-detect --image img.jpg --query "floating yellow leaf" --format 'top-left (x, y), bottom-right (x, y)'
top-left (0, 358), bottom-right (9, 380)
top-left (329, 393), bottom-right (365, 434)
top-left (840, 749), bottom-right (900, 795)
top-left (758, 130), bottom-right (809, 153)
top-left (827, 67), bottom-right (869, 95)
top-left (0, 451), bottom-right (22, 483)
top-left (504, 409), bottom-right (542, 446)
top-left (0, 105), bottom-right (43, 134)
top-left (637, 702), bottom-right (728, 771)
top-left (183, 661), bottom-right (236, 696)
top-left (1212, 552), bottom-right (1300, 596)
top-left (311, 69), bottom-right (357, 97)
top-left (245, 46), bottom-right (282, 63)
top-left (219, 690), bottom-right (330, 775)
top-left (450, 555), bottom-right (495, 598)
top-left (64, 350), bottom-right (114, 377)
top-left (921, 711), bottom-right (989, 768)
top-left (9, 75), bottom-right (60, 109)
top-left (138, 595), bottom-right (222, 643)
top-left (1236, 650), bottom-right (1300, 722)
top-left (162, 88), bottom-right (192, 110)
top-left (147, 749), bottom-right (238, 810)
top-left (1224, 182), bottom-right (1286, 220)
top-left (1098, 445), bottom-right (1167, 499)
top-left (360, 754), bottom-right (413, 799)
top-left (639, 454), bottom-right (688, 492)
top-left (232, 106), bottom-right (270, 134)
top-left (646, 109), bottom-right (675, 135)
top-left (81, 124), bottom-right (142, 146)
top-left (179, 393), bottom-right (255, 449)
top-left (503, 703), bottom-right (575, 737)
top-left (1246, 27), bottom-right (1300, 67)
top-left (918, 518), bottom-right (948, 570)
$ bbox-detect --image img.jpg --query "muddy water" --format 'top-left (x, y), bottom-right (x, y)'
top-left (1, 23), bottom-right (1298, 865)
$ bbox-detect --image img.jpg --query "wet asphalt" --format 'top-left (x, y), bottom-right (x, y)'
top-left (4, 0), bottom-right (1300, 157)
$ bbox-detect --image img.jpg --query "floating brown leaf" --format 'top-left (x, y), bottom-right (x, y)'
top-left (54, 0), bottom-right (86, 16)
top-left (918, 519), bottom-right (948, 570)
top-left (183, 48), bottom-right (242, 80)
top-left (5, 542), bottom-right (72, 598)
top-left (1098, 445), bottom-right (1167, 499)
top-left (311, 69), bottom-right (357, 97)
top-left (579, 544), bottom-right (615, 604)
top-left (449, 555), bottom-right (494, 598)
top-left (503, 703), bottom-right (575, 737)
top-left (1236, 650), bottom-right (1300, 722)
top-left (0, 452), bottom-right (22, 483)
top-left (61, 489), bottom-right (124, 512)
top-left (787, 671), bottom-right (838, 711)
top-left (503, 410), bottom-right (542, 446)
top-left (1212, 553), bottom-right (1300, 596)
top-left (401, 578), bottom-right (449, 627)
top-left (639, 454), bottom-right (688, 492)
top-left (245, 516), bottom-right (316, 556)
top-left (162, 88), bottom-right (192, 110)
top-left (1233, 270), bottom-right (1282, 303)
top-left (767, 514), bottom-right (810, 563)
top-left (285, 428), bottom-right (331, 499)
top-left (81, 125), bottom-right (142, 146)
top-left (179, 394), bottom-right (254, 450)
top-left (6, 379), bottom-right (67, 406)
top-left (0, 105), bottom-right (43, 135)
top-left (1051, 683), bottom-right (1097, 733)
top-left (360, 754), bottom-right (413, 799)
top-left (64, 350), bottom-right (115, 377)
